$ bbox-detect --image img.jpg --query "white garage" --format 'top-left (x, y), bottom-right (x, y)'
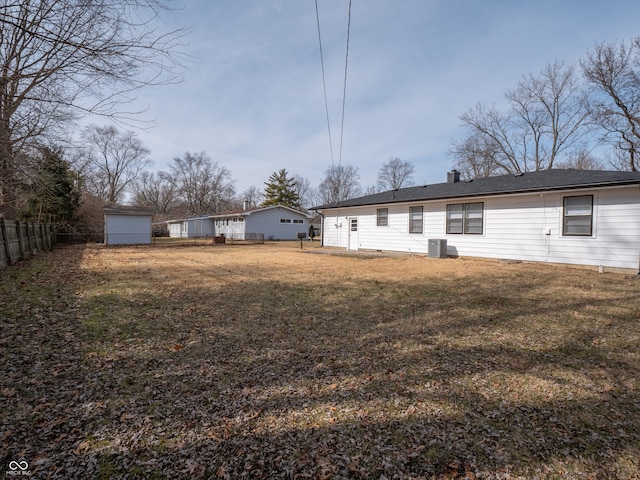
top-left (103, 206), bottom-right (155, 245)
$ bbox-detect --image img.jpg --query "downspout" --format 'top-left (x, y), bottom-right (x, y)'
top-left (318, 211), bottom-right (325, 246)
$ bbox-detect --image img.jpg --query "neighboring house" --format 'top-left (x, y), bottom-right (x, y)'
top-left (312, 169), bottom-right (640, 272)
top-left (103, 206), bottom-right (155, 245)
top-left (210, 205), bottom-right (311, 240)
top-left (166, 215), bottom-right (215, 238)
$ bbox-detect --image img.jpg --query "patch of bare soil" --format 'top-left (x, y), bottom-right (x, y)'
top-left (1, 242), bottom-right (639, 478)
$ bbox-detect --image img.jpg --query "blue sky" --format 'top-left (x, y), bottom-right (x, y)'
top-left (127, 0), bottom-right (640, 194)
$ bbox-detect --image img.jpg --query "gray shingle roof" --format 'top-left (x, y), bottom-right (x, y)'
top-left (311, 169), bottom-right (640, 210)
top-left (103, 205), bottom-right (155, 216)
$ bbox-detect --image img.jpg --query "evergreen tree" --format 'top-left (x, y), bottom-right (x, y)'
top-left (262, 169), bottom-right (301, 209)
top-left (21, 147), bottom-right (80, 229)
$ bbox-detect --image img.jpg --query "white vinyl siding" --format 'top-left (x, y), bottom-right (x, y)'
top-left (319, 185), bottom-right (640, 271)
top-left (105, 215), bottom-right (152, 245)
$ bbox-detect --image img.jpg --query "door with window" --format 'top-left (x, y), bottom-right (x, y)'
top-left (348, 217), bottom-right (359, 250)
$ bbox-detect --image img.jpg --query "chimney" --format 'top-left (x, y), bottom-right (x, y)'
top-left (243, 200), bottom-right (248, 210)
top-left (447, 170), bottom-right (460, 184)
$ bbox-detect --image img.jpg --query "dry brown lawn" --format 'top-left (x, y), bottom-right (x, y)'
top-left (1, 241), bottom-right (640, 479)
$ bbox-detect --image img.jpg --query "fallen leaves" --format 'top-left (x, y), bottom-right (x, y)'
top-left (1, 243), bottom-right (639, 478)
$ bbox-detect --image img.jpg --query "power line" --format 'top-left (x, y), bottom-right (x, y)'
top-left (315, 0), bottom-right (353, 168)
top-left (314, 0), bottom-right (334, 166)
top-left (338, 0), bottom-right (352, 167)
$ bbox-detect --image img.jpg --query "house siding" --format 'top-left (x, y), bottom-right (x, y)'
top-left (320, 185), bottom-right (640, 271)
top-left (167, 218), bottom-right (215, 238)
top-left (104, 214), bottom-right (152, 245)
top-left (247, 207), bottom-right (309, 240)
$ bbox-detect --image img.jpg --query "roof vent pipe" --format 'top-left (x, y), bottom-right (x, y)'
top-left (447, 170), bottom-right (460, 184)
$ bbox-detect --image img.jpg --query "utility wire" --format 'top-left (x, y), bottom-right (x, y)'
top-left (314, 0), bottom-right (334, 166)
top-left (338, 0), bottom-right (352, 167)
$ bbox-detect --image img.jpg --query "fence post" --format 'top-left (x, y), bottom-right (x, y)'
top-left (0, 218), bottom-right (11, 266)
top-left (15, 220), bottom-right (25, 260)
top-left (27, 221), bottom-right (34, 254)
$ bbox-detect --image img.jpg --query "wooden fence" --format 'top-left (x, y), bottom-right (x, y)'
top-left (0, 219), bottom-right (55, 268)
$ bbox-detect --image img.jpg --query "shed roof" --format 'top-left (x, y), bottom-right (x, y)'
top-left (312, 169), bottom-right (640, 210)
top-left (103, 205), bottom-right (155, 216)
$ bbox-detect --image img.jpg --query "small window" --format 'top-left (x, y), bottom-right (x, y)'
top-left (377, 208), bottom-right (388, 227)
top-left (409, 206), bottom-right (423, 234)
top-left (293, 219), bottom-right (304, 224)
top-left (279, 218), bottom-right (292, 224)
top-left (447, 202), bottom-right (484, 235)
top-left (563, 195), bottom-right (593, 236)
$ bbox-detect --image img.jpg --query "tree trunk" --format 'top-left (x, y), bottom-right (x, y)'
top-left (0, 126), bottom-right (16, 219)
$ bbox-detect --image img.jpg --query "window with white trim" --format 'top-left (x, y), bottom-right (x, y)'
top-left (279, 218), bottom-right (291, 223)
top-left (563, 195), bottom-right (593, 236)
top-left (446, 202), bottom-right (484, 234)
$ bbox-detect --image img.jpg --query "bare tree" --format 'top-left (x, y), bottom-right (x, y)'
top-left (81, 125), bottom-right (152, 204)
top-left (239, 186), bottom-right (264, 209)
top-left (292, 174), bottom-right (316, 211)
top-left (555, 147), bottom-right (603, 170)
top-left (453, 62), bottom-right (592, 176)
top-left (167, 151), bottom-right (235, 215)
top-left (377, 157), bottom-right (415, 190)
top-left (318, 164), bottom-right (361, 205)
top-left (131, 171), bottom-right (175, 217)
top-left (581, 37), bottom-right (640, 171)
top-left (0, 0), bottom-right (185, 218)
top-left (450, 133), bottom-right (502, 179)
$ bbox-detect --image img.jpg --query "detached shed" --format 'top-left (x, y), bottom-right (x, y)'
top-left (103, 206), bottom-right (155, 245)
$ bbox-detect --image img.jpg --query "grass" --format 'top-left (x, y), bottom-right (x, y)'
top-left (1, 242), bottom-right (639, 478)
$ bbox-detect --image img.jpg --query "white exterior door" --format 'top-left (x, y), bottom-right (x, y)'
top-left (348, 217), bottom-right (359, 250)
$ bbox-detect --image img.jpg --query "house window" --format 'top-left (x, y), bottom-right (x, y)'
top-left (377, 208), bottom-right (388, 226)
top-left (279, 218), bottom-right (291, 224)
top-left (409, 206), bottom-right (423, 234)
top-left (293, 219), bottom-right (304, 224)
top-left (563, 195), bottom-right (593, 236)
top-left (446, 202), bottom-right (484, 234)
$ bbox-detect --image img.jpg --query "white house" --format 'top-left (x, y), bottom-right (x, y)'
top-left (103, 206), bottom-right (154, 245)
top-left (166, 215), bottom-right (216, 238)
top-left (210, 205), bottom-right (311, 241)
top-left (312, 169), bottom-right (640, 273)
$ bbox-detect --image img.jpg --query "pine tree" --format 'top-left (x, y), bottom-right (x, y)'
top-left (262, 169), bottom-right (301, 209)
top-left (21, 147), bottom-right (80, 229)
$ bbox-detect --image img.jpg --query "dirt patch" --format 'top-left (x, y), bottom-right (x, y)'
top-left (2, 242), bottom-right (639, 478)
